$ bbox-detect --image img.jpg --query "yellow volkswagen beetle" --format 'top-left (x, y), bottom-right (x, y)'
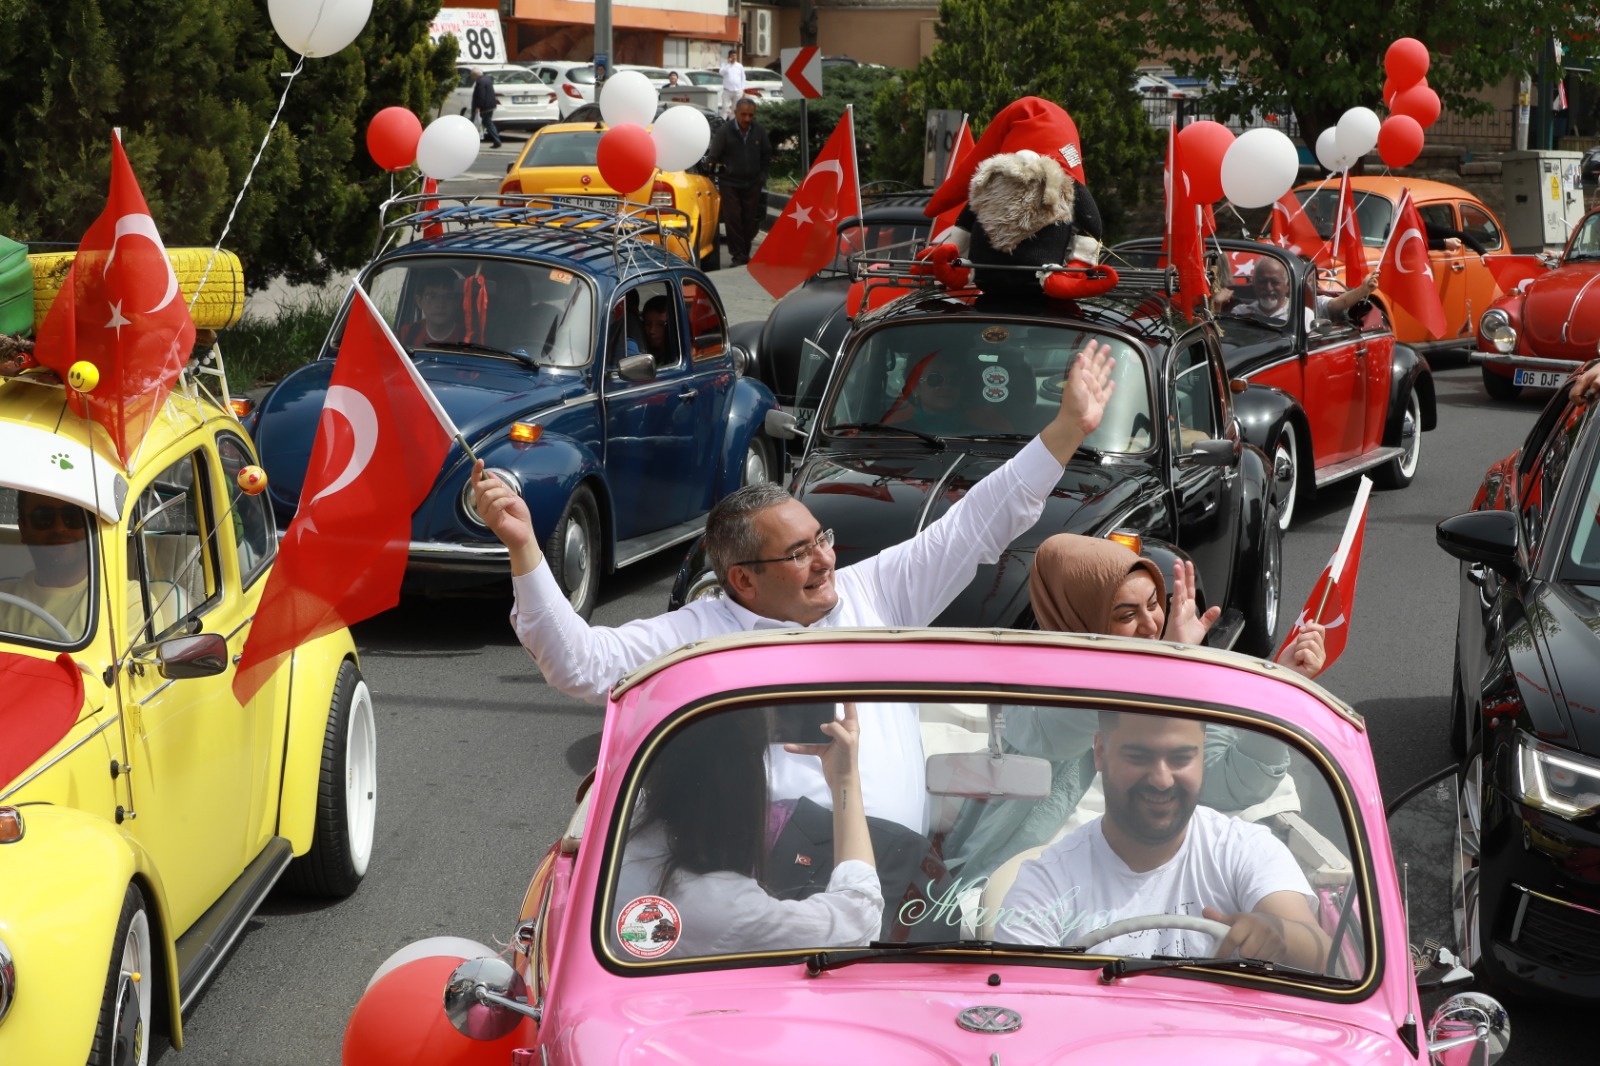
top-left (0, 336), bottom-right (374, 1063)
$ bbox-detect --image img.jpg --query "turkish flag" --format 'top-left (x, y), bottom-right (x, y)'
top-left (1332, 171), bottom-right (1366, 290)
top-left (1269, 191), bottom-right (1331, 264)
top-left (1377, 189), bottom-right (1449, 341)
top-left (34, 135), bottom-right (196, 467)
top-left (931, 115), bottom-right (976, 236)
top-left (1163, 119), bottom-right (1209, 321)
top-left (1484, 254), bottom-right (1549, 296)
top-left (1276, 477), bottom-right (1371, 673)
top-left (748, 106), bottom-right (861, 299)
top-left (232, 287), bottom-right (458, 704)
top-left (0, 652), bottom-right (84, 784)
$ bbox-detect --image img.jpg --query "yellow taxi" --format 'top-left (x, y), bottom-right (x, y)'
top-left (0, 265), bottom-right (373, 1065)
top-left (498, 119), bottom-right (722, 268)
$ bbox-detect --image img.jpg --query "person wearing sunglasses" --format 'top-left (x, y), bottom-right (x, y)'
top-left (472, 341), bottom-right (1118, 831)
top-left (0, 490), bottom-right (94, 641)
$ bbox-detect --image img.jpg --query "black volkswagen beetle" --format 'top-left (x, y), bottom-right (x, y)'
top-left (673, 280), bottom-right (1287, 657)
top-left (1438, 376), bottom-right (1600, 998)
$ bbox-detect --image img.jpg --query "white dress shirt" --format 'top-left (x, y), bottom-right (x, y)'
top-left (511, 434), bottom-right (1066, 828)
top-left (720, 59), bottom-right (746, 94)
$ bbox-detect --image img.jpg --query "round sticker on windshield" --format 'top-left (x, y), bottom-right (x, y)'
top-left (617, 895), bottom-right (681, 958)
top-left (983, 384), bottom-right (1009, 403)
top-left (982, 326), bottom-right (1009, 343)
top-left (981, 366), bottom-right (1010, 389)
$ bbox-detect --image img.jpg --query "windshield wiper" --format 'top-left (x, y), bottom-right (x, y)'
top-left (1098, 954), bottom-right (1346, 985)
top-left (825, 421), bottom-right (947, 450)
top-left (804, 939), bottom-right (1084, 976)
top-left (417, 340), bottom-right (540, 369)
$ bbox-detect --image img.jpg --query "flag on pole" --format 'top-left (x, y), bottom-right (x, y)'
top-left (34, 135), bottom-right (197, 467)
top-left (748, 106), bottom-right (861, 299)
top-left (931, 114), bottom-right (975, 236)
top-left (1331, 170), bottom-right (1366, 290)
top-left (232, 287), bottom-right (458, 704)
top-left (1163, 118), bottom-right (1209, 320)
top-left (1275, 476), bottom-right (1372, 671)
top-left (1376, 189), bottom-right (1449, 341)
top-left (1269, 191), bottom-right (1331, 264)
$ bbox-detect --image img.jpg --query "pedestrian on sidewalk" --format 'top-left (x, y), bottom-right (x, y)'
top-left (719, 46), bottom-right (746, 119)
top-left (471, 68), bottom-right (503, 150)
top-left (706, 98), bottom-right (771, 267)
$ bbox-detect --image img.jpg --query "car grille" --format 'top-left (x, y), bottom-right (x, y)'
top-left (1512, 889), bottom-right (1600, 974)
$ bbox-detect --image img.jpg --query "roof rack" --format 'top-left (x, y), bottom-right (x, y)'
top-left (847, 252), bottom-right (1178, 294)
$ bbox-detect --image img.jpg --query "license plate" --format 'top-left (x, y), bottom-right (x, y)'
top-left (1513, 369), bottom-right (1568, 388)
top-left (512, 95), bottom-right (533, 104)
top-left (567, 196), bottom-right (619, 213)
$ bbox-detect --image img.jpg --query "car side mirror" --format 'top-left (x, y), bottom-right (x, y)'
top-left (764, 408), bottom-right (801, 440)
top-left (925, 752), bottom-right (1052, 800)
top-left (1427, 991), bottom-right (1511, 1065)
top-left (617, 353), bottom-right (656, 382)
top-left (158, 632), bottom-right (229, 680)
top-left (443, 956), bottom-right (540, 1041)
top-left (1436, 510), bottom-right (1518, 577)
top-left (1190, 438), bottom-right (1236, 467)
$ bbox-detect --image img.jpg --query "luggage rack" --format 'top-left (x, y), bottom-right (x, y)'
top-left (845, 251), bottom-right (1179, 303)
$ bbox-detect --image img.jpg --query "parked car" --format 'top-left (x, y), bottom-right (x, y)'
top-left (742, 66), bottom-right (786, 102)
top-left (525, 60), bottom-right (597, 118)
top-left (341, 627), bottom-right (1507, 1066)
top-left (1438, 376), bottom-right (1600, 998)
top-left (615, 63), bottom-right (673, 89)
top-left (0, 348), bottom-right (372, 1063)
top-left (680, 278), bottom-right (1286, 658)
top-left (1581, 144), bottom-right (1600, 187)
top-left (441, 64), bottom-right (559, 132)
top-left (1475, 204), bottom-right (1600, 400)
top-left (247, 195), bottom-right (777, 620)
top-left (1292, 176), bottom-right (1514, 354)
top-left (498, 120), bottom-right (722, 267)
top-left (1115, 238), bottom-right (1435, 528)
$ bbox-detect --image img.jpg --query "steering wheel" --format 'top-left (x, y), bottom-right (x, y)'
top-left (1071, 912), bottom-right (1231, 949)
top-left (0, 590), bottom-right (75, 642)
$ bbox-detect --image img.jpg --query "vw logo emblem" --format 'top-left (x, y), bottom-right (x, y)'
top-left (956, 1005), bottom-right (1021, 1034)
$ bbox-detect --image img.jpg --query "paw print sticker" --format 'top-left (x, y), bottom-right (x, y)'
top-left (49, 452), bottom-right (74, 470)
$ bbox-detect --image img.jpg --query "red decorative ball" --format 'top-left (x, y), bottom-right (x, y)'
top-left (596, 123), bottom-right (658, 194)
top-left (236, 466), bottom-right (268, 496)
top-left (367, 107), bottom-right (424, 172)
top-left (342, 956), bottom-right (534, 1066)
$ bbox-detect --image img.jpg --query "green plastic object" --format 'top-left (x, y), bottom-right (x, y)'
top-left (0, 236), bottom-right (30, 336)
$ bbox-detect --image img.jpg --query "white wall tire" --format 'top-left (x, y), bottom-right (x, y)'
top-left (282, 662), bottom-right (376, 898)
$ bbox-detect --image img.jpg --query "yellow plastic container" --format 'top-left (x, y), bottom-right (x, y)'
top-left (30, 247), bottom-right (246, 331)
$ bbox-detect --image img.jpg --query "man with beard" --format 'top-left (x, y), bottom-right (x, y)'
top-left (994, 711), bottom-right (1328, 969)
top-left (1229, 254), bottom-right (1377, 329)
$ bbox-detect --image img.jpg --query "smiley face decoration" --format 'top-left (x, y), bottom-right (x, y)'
top-left (67, 360), bottom-right (101, 393)
top-left (236, 465), bottom-right (269, 495)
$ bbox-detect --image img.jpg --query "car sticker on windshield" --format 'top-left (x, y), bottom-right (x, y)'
top-left (549, 269), bottom-right (574, 285)
top-left (981, 366), bottom-right (1010, 403)
top-left (617, 895), bottom-right (681, 958)
top-left (982, 326), bottom-right (1009, 343)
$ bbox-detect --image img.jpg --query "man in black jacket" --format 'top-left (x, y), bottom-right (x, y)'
top-left (471, 68), bottom-right (502, 150)
top-left (706, 98), bottom-right (771, 266)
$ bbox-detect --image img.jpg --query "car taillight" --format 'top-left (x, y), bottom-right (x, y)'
top-left (547, 92), bottom-right (556, 103)
top-left (650, 180), bottom-right (674, 208)
top-left (562, 84), bottom-right (583, 99)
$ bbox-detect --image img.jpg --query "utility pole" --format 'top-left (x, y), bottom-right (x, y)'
top-left (595, 0), bottom-right (612, 88)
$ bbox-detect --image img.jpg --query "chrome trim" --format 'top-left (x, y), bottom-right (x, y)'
top-left (1510, 887), bottom-right (1530, 943)
top-left (225, 616), bottom-right (253, 642)
top-left (176, 845), bottom-right (292, 1012)
top-left (0, 938), bottom-right (13, 1025)
top-left (1311, 446), bottom-right (1403, 489)
top-left (406, 541), bottom-right (511, 573)
top-left (1469, 353), bottom-right (1580, 371)
top-left (137, 679), bottom-right (177, 705)
top-left (956, 1005), bottom-right (1022, 1034)
top-left (612, 517), bottom-right (707, 569)
top-left (0, 714), bottom-right (120, 803)
top-left (1511, 881), bottom-right (1600, 924)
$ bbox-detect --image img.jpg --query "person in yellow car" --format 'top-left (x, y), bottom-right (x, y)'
top-left (0, 490), bottom-right (93, 640)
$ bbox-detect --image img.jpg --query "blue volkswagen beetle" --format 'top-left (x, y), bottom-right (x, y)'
top-left (250, 196), bottom-right (781, 618)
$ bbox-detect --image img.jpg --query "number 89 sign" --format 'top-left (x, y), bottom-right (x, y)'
top-left (428, 6), bottom-right (506, 64)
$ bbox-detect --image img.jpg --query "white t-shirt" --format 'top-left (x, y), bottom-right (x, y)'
top-left (994, 805), bottom-right (1313, 957)
top-left (720, 59), bottom-right (745, 94)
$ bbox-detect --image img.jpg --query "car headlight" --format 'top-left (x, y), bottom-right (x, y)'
top-left (1479, 309), bottom-right (1516, 354)
top-left (461, 468), bottom-right (523, 527)
top-left (0, 937), bottom-right (13, 1026)
top-left (1517, 733), bottom-right (1600, 817)
top-left (684, 571), bottom-right (724, 602)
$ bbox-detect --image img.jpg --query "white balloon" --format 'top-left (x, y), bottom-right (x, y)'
top-left (651, 106), bottom-right (712, 173)
top-left (364, 937), bottom-right (497, 992)
top-left (1334, 106), bottom-right (1381, 165)
top-left (268, 0), bottom-right (372, 58)
top-left (416, 115), bottom-right (481, 180)
top-left (1220, 127), bottom-right (1302, 208)
top-left (1315, 128), bottom-right (1346, 173)
top-left (599, 71), bottom-right (659, 128)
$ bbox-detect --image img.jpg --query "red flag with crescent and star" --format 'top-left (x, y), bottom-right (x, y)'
top-left (1162, 118), bottom-right (1208, 321)
top-left (34, 135), bottom-right (197, 467)
top-left (748, 106), bottom-right (861, 299)
top-left (1275, 477), bottom-right (1371, 673)
top-left (232, 286), bottom-right (458, 705)
top-left (1377, 189), bottom-right (1449, 341)
top-left (1331, 170), bottom-right (1366, 290)
top-left (1268, 191), bottom-right (1331, 265)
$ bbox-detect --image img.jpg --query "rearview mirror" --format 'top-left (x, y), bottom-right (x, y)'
top-left (158, 633), bottom-right (228, 680)
top-left (925, 752), bottom-right (1052, 800)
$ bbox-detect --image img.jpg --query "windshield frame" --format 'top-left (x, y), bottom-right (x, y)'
top-left (593, 682), bottom-right (1383, 1000)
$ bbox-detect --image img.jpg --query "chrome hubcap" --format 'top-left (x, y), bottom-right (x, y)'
top-left (742, 442), bottom-right (768, 486)
top-left (563, 511), bottom-right (592, 602)
top-left (345, 681), bottom-right (376, 876)
top-left (114, 908), bottom-right (151, 1066)
top-left (1273, 429), bottom-right (1296, 531)
top-left (1398, 393), bottom-right (1421, 477)
top-left (1263, 525), bottom-right (1281, 636)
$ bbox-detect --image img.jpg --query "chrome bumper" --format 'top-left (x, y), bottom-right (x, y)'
top-left (407, 540), bottom-right (511, 574)
top-left (1470, 352), bottom-right (1581, 371)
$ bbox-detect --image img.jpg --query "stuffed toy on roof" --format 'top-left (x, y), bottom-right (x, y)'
top-left (921, 97), bottom-right (1117, 301)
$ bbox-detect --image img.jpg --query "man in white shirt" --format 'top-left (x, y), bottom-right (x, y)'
top-left (471, 343), bottom-right (1116, 830)
top-left (1229, 254), bottom-right (1378, 329)
top-left (994, 711), bottom-right (1329, 970)
top-left (719, 46), bottom-right (746, 118)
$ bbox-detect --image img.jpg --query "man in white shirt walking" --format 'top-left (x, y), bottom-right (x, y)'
top-left (719, 45), bottom-right (746, 118)
top-left (471, 343), bottom-right (1117, 828)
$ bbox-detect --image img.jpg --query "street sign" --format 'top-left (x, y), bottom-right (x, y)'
top-left (924, 109), bottom-right (964, 186)
top-left (781, 47), bottom-right (823, 101)
top-left (429, 8), bottom-right (508, 65)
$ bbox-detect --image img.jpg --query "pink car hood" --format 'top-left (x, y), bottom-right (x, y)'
top-left (547, 966), bottom-right (1411, 1065)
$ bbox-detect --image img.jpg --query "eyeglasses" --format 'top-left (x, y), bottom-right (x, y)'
top-left (922, 371), bottom-right (958, 388)
top-left (735, 528), bottom-right (835, 568)
top-left (26, 504), bottom-right (87, 531)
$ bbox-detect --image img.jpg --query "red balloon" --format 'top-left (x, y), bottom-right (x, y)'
top-left (1381, 76), bottom-right (1399, 109)
top-left (1175, 120), bottom-right (1235, 204)
top-left (1384, 38), bottom-right (1430, 90)
top-left (1377, 114), bottom-right (1425, 168)
top-left (342, 956), bottom-right (535, 1066)
top-left (596, 124), bottom-right (657, 194)
top-left (1391, 82), bottom-right (1441, 128)
top-left (366, 106), bottom-right (424, 172)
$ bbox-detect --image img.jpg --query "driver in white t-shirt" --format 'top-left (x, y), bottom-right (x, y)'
top-left (994, 711), bottom-right (1329, 969)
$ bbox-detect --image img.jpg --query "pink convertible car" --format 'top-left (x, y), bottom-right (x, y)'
top-left (344, 629), bottom-right (1508, 1065)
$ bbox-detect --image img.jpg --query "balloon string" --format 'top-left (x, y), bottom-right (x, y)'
top-left (189, 54), bottom-right (306, 314)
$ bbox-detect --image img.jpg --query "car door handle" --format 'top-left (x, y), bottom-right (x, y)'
top-left (1450, 261), bottom-right (1466, 272)
top-left (678, 388), bottom-right (698, 401)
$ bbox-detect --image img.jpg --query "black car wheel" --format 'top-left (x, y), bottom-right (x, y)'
top-left (89, 883), bottom-right (152, 1066)
top-left (281, 660), bottom-right (377, 898)
top-left (1271, 424), bottom-right (1299, 531)
top-left (1482, 365), bottom-right (1522, 402)
top-left (1238, 514), bottom-right (1283, 658)
top-left (701, 240), bottom-right (722, 272)
top-left (548, 484), bottom-right (600, 620)
top-left (1375, 388), bottom-right (1422, 489)
top-left (1457, 744), bottom-right (1485, 973)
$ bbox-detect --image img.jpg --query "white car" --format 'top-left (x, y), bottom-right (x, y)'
top-left (527, 60), bottom-right (598, 118)
top-left (692, 66), bottom-right (783, 105)
top-left (442, 64), bottom-right (558, 131)
top-left (615, 64), bottom-right (673, 89)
